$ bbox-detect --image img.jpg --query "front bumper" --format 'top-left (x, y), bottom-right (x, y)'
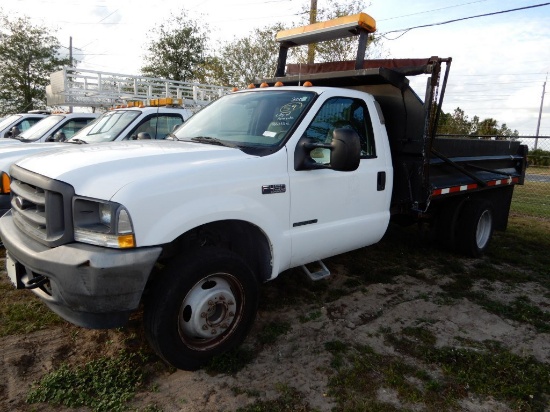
top-left (0, 211), bottom-right (162, 328)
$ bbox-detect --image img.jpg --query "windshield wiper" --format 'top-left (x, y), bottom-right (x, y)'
top-left (66, 139), bottom-right (88, 144)
top-left (190, 136), bottom-right (236, 148)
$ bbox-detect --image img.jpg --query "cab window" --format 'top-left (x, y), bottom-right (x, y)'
top-left (131, 115), bottom-right (183, 139)
top-left (303, 97), bottom-right (376, 164)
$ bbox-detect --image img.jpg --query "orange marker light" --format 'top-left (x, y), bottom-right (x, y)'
top-left (274, 81), bottom-right (284, 87)
top-left (247, 84), bottom-right (256, 89)
top-left (231, 87), bottom-right (239, 92)
top-left (118, 234), bottom-right (136, 248)
top-left (260, 82), bottom-right (269, 88)
top-left (303, 81), bottom-right (313, 87)
top-left (0, 172), bottom-right (10, 194)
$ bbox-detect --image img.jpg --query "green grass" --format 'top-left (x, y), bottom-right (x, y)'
top-left (325, 330), bottom-right (550, 412)
top-left (0, 287), bottom-right (65, 337)
top-left (384, 331), bottom-right (550, 412)
top-left (26, 351), bottom-right (145, 412)
top-left (511, 182), bottom-right (550, 218)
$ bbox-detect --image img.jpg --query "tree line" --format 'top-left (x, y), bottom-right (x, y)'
top-left (0, 2), bottom-right (516, 138)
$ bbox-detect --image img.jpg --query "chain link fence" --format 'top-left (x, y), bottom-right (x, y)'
top-left (513, 136), bottom-right (550, 218)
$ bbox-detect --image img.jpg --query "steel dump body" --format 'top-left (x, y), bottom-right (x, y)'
top-left (262, 58), bottom-right (527, 220)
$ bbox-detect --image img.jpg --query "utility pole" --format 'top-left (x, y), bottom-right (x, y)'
top-left (307, 0), bottom-right (317, 64)
top-left (535, 74), bottom-right (547, 150)
top-left (69, 36), bottom-right (73, 113)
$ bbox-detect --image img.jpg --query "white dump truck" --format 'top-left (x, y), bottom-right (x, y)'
top-left (0, 14), bottom-right (527, 370)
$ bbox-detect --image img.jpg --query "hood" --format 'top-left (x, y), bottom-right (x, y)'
top-left (15, 140), bottom-right (254, 199)
top-left (0, 138), bottom-right (22, 146)
top-left (0, 142), bottom-right (68, 173)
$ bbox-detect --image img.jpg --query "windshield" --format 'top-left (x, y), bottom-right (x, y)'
top-left (173, 90), bottom-right (315, 153)
top-left (18, 115), bottom-right (64, 142)
top-left (0, 114), bottom-right (21, 131)
top-left (67, 110), bottom-right (140, 143)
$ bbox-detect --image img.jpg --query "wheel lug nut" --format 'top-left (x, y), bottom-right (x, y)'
top-left (202, 325), bottom-right (208, 330)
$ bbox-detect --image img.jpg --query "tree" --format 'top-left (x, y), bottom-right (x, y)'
top-left (294, 0), bottom-right (387, 63)
top-left (473, 117), bottom-right (518, 137)
top-left (438, 107), bottom-right (475, 135)
top-left (438, 107), bottom-right (519, 138)
top-left (0, 13), bottom-right (69, 114)
top-left (141, 11), bottom-right (207, 82)
top-left (211, 23), bottom-right (286, 87)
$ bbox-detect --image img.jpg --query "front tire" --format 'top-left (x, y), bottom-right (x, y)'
top-left (456, 200), bottom-right (494, 257)
top-left (144, 247), bottom-right (259, 370)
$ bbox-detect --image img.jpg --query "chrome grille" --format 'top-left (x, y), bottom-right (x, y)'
top-left (9, 165), bottom-right (75, 247)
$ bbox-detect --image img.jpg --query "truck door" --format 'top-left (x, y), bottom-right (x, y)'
top-left (288, 96), bottom-right (391, 267)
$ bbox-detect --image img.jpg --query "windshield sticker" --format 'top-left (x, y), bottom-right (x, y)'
top-left (263, 131), bottom-right (277, 138)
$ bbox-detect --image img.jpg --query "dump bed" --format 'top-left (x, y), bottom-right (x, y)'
top-left (262, 57), bottom-right (527, 215)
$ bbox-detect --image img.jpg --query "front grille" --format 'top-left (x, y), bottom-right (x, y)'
top-left (10, 165), bottom-right (75, 247)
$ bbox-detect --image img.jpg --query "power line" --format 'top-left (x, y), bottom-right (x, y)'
top-left (378, 0), bottom-right (490, 22)
top-left (380, 2), bottom-right (550, 38)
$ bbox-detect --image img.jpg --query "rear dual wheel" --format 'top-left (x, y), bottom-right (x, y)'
top-left (436, 198), bottom-right (494, 257)
top-left (456, 200), bottom-right (494, 258)
top-left (144, 247), bottom-right (259, 370)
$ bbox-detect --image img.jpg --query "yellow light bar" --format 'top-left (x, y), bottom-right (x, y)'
top-left (150, 97), bottom-right (183, 107)
top-left (276, 13), bottom-right (376, 46)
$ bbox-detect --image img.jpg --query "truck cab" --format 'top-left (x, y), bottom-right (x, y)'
top-left (0, 111), bottom-right (49, 139)
top-left (0, 112), bottom-right (99, 146)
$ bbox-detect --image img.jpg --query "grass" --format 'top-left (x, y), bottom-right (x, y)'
top-left (26, 350), bottom-right (146, 412)
top-left (324, 330), bottom-right (550, 412)
top-left (511, 181), bottom-right (550, 218)
top-left (384, 330), bottom-right (550, 412)
top-left (0, 280), bottom-right (65, 337)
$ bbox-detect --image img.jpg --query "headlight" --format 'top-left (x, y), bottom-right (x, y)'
top-left (73, 197), bottom-right (136, 248)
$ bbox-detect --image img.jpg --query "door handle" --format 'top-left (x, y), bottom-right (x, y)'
top-left (377, 171), bottom-right (386, 191)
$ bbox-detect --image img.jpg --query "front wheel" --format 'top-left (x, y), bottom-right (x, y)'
top-left (456, 200), bottom-right (494, 257)
top-left (144, 247), bottom-right (259, 370)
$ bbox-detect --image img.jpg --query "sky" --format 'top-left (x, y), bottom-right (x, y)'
top-left (1, 0), bottom-right (549, 140)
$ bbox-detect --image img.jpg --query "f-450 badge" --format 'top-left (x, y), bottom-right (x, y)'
top-left (261, 184), bottom-right (286, 194)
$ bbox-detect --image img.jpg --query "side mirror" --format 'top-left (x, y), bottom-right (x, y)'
top-left (10, 127), bottom-right (20, 138)
top-left (53, 132), bottom-right (66, 142)
top-left (294, 128), bottom-right (361, 172)
top-left (330, 129), bottom-right (361, 171)
top-left (137, 132), bottom-right (152, 140)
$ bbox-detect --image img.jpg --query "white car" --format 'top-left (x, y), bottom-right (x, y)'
top-left (0, 112), bottom-right (99, 146)
top-left (0, 111), bottom-right (49, 138)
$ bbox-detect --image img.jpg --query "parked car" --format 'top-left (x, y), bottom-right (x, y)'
top-left (0, 111), bottom-right (49, 138)
top-left (0, 112), bottom-right (99, 146)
